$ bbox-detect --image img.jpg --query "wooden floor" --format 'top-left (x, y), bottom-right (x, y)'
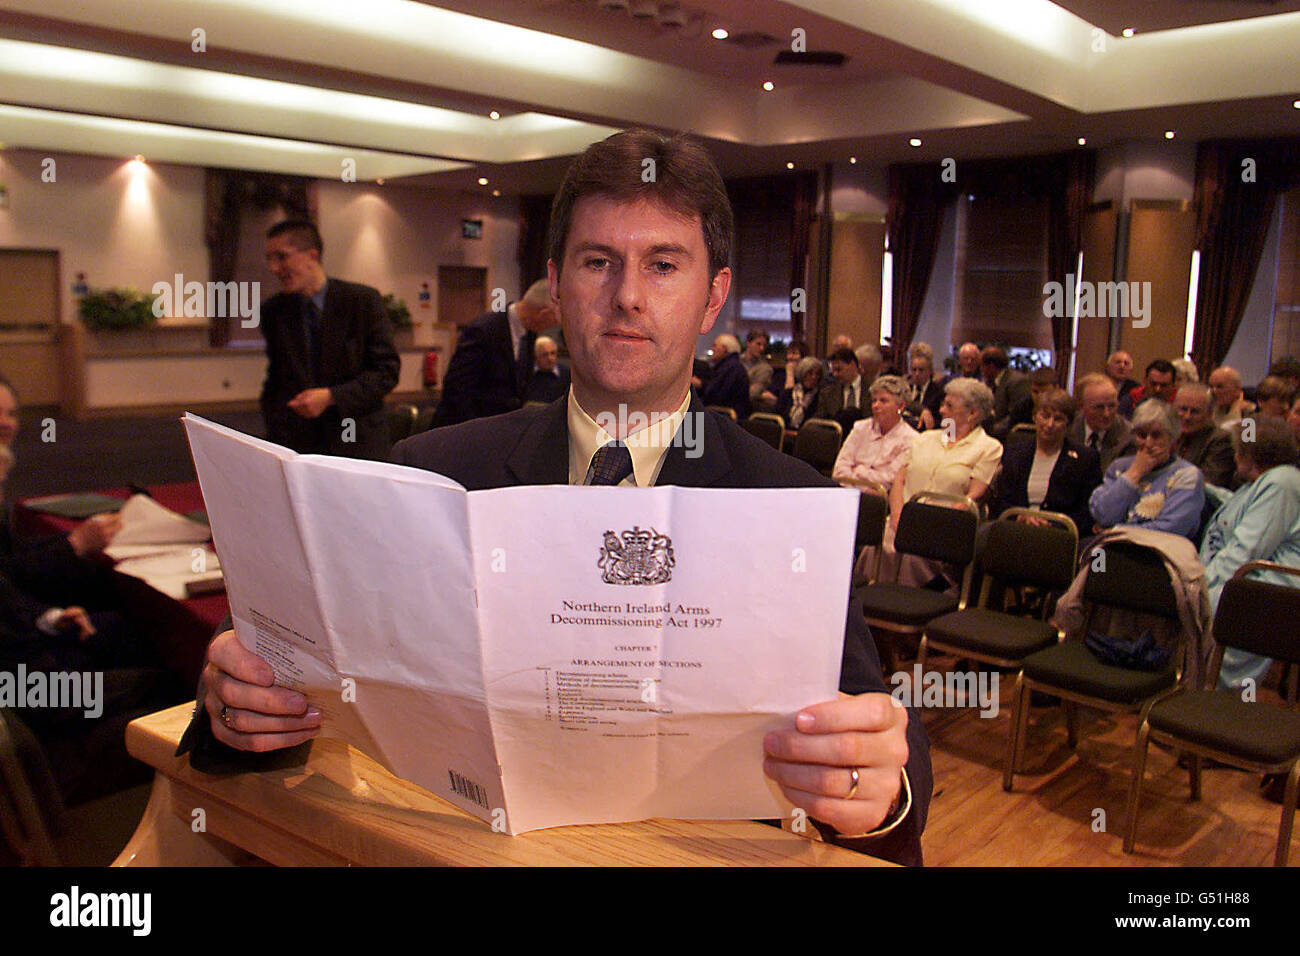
top-left (918, 656), bottom-right (1290, 867)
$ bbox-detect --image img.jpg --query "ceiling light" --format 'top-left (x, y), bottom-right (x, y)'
top-left (1122, 28), bottom-right (1135, 38)
top-left (909, 138), bottom-right (922, 147)
top-left (376, 178), bottom-right (385, 185)
top-left (712, 28), bottom-right (728, 40)
top-left (1077, 137), bottom-right (1086, 146)
top-left (1165, 130), bottom-right (1175, 139)
top-left (786, 162), bottom-right (794, 169)
top-left (492, 189), bottom-right (501, 197)
top-left (477, 177), bottom-right (489, 185)
top-left (131, 154), bottom-right (146, 164)
top-left (1293, 100), bottom-right (1299, 110)
top-left (763, 81), bottom-right (774, 91)
top-left (488, 110), bottom-right (501, 120)
top-left (849, 156), bottom-right (857, 164)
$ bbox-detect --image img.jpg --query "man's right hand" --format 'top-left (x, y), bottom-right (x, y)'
top-left (68, 512), bottom-right (123, 556)
top-left (202, 629), bottom-right (322, 752)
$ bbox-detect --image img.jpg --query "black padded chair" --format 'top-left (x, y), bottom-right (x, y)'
top-left (706, 405), bottom-right (737, 421)
top-left (919, 509), bottom-right (1078, 675)
top-left (1003, 539), bottom-right (1185, 791)
top-left (792, 418), bottom-right (843, 477)
top-left (852, 487), bottom-right (890, 587)
top-left (1124, 563), bottom-right (1300, 866)
top-left (852, 491), bottom-right (980, 674)
top-left (742, 412), bottom-right (786, 453)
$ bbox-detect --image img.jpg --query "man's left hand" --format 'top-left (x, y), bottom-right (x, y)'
top-left (763, 692), bottom-right (908, 836)
top-left (288, 388), bottom-right (333, 419)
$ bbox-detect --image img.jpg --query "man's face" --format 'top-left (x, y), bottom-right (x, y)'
top-left (0, 385), bottom-right (18, 447)
top-left (1288, 397), bottom-right (1300, 446)
top-left (980, 359), bottom-right (998, 384)
top-left (1208, 370), bottom-right (1240, 409)
top-left (958, 346), bottom-right (979, 374)
top-left (535, 340), bottom-right (558, 373)
top-left (710, 337), bottom-right (730, 365)
top-left (549, 196), bottom-right (730, 413)
top-left (1145, 369), bottom-right (1176, 401)
top-left (909, 358), bottom-right (931, 388)
top-left (264, 235), bottom-right (320, 295)
top-left (745, 336), bottom-right (766, 360)
top-left (1081, 383), bottom-right (1118, 433)
top-left (1174, 390), bottom-right (1211, 435)
top-left (1107, 352), bottom-right (1132, 381)
top-left (829, 359), bottom-right (858, 385)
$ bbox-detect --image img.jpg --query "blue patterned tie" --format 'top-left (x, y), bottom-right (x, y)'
top-left (589, 442), bottom-right (633, 486)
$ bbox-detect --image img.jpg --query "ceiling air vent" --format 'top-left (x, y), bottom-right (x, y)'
top-left (724, 31), bottom-right (778, 49)
top-left (774, 50), bottom-right (847, 67)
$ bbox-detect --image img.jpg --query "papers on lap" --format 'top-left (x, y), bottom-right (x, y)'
top-left (183, 413), bottom-right (856, 834)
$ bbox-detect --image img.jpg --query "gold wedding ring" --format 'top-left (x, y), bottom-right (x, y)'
top-left (845, 767), bottom-right (860, 800)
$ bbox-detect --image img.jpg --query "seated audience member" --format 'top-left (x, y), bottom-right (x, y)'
top-left (979, 346), bottom-right (1029, 440)
top-left (740, 330), bottom-right (774, 410)
top-left (523, 335), bottom-right (570, 404)
top-left (1174, 382), bottom-right (1236, 488)
top-left (989, 386), bottom-right (1102, 535)
top-left (699, 333), bottom-right (750, 419)
top-left (906, 342), bottom-right (948, 430)
top-left (1207, 365), bottom-right (1255, 427)
top-left (815, 347), bottom-right (867, 430)
top-left (1269, 356), bottom-right (1300, 395)
top-left (1069, 373), bottom-right (1136, 471)
top-left (884, 377), bottom-right (1002, 586)
top-left (1172, 357), bottom-right (1199, 386)
top-left (1089, 398), bottom-right (1205, 540)
top-left (1288, 393), bottom-right (1300, 451)
top-left (776, 356), bottom-right (824, 430)
top-left (1003, 367), bottom-right (1060, 439)
top-left (1254, 375), bottom-right (1296, 421)
top-left (1199, 417), bottom-right (1300, 693)
top-left (1105, 350), bottom-right (1140, 408)
top-left (832, 375), bottom-right (918, 491)
top-left (829, 333), bottom-right (854, 354)
top-left (956, 341), bottom-right (981, 378)
top-left (854, 344), bottom-right (884, 388)
top-left (766, 338), bottom-right (807, 403)
top-left (1119, 358), bottom-right (1177, 419)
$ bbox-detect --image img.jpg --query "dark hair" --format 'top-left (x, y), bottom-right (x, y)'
top-left (786, 338), bottom-right (809, 359)
top-left (1233, 416), bottom-right (1299, 471)
top-left (1146, 359), bottom-right (1176, 379)
top-left (980, 346), bottom-right (1009, 370)
top-left (1033, 386), bottom-right (1076, 423)
top-left (267, 219), bottom-right (323, 255)
top-left (828, 347), bottom-right (858, 366)
top-left (1268, 356), bottom-right (1300, 381)
top-left (1256, 375), bottom-right (1297, 406)
top-left (1028, 367), bottom-right (1058, 388)
top-left (547, 129), bottom-right (733, 279)
top-left (746, 329), bottom-right (769, 346)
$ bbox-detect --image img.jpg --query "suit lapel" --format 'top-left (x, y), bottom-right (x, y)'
top-left (654, 398), bottom-right (731, 487)
top-left (504, 397), bottom-right (569, 485)
top-left (317, 280), bottom-right (346, 380)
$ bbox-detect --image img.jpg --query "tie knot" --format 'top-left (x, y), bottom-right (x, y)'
top-left (589, 442), bottom-right (634, 486)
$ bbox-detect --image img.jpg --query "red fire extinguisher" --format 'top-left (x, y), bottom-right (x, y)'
top-left (423, 350), bottom-right (439, 388)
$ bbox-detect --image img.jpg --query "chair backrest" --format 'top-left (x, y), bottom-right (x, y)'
top-left (742, 413), bottom-right (786, 452)
top-left (387, 403), bottom-right (418, 443)
top-left (894, 492), bottom-right (979, 565)
top-left (978, 511), bottom-right (1079, 594)
top-left (706, 405), bottom-right (737, 421)
top-left (855, 488), bottom-right (889, 552)
top-left (413, 406), bottom-right (436, 435)
top-left (793, 418), bottom-right (843, 475)
top-left (1213, 563), bottom-right (1300, 663)
top-left (1082, 541), bottom-right (1180, 618)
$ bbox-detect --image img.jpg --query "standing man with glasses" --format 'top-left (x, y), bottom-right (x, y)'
top-left (260, 220), bottom-right (399, 460)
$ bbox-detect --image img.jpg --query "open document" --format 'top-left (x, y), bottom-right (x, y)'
top-left (183, 413), bottom-right (857, 834)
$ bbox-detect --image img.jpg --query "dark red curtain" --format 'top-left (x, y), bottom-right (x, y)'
top-left (1192, 138), bottom-right (1300, 374)
top-left (1046, 150), bottom-right (1095, 380)
top-left (517, 193), bottom-right (553, 289)
top-left (788, 172), bottom-right (818, 342)
top-left (887, 163), bottom-right (957, 356)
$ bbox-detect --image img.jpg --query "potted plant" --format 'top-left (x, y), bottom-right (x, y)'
top-left (78, 287), bottom-right (159, 331)
top-left (383, 293), bottom-right (414, 348)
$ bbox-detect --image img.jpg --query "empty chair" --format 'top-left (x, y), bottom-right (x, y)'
top-left (919, 509), bottom-right (1078, 677)
top-left (1124, 563), bottom-right (1300, 866)
top-left (853, 491), bottom-right (980, 674)
top-left (793, 418), bottom-right (843, 477)
top-left (742, 412), bottom-right (786, 453)
top-left (1004, 540), bottom-right (1185, 791)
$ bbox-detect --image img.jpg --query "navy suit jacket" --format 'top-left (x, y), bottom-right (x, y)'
top-left (989, 435), bottom-right (1103, 535)
top-left (259, 277), bottom-right (399, 460)
top-left (699, 352), bottom-right (751, 420)
top-left (391, 396), bottom-right (932, 865)
top-left (433, 310), bottom-right (526, 428)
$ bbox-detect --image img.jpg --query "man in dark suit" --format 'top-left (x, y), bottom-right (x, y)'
top-left (1068, 373), bottom-right (1136, 472)
top-left (815, 347), bottom-right (867, 431)
top-left (699, 333), bottom-right (750, 419)
top-left (191, 129), bottom-right (930, 865)
top-left (432, 279), bottom-right (557, 428)
top-left (260, 220), bottom-right (399, 460)
top-left (906, 342), bottom-right (948, 430)
top-left (1174, 382), bottom-right (1236, 488)
top-left (523, 335), bottom-right (570, 404)
top-left (981, 346), bottom-right (1030, 440)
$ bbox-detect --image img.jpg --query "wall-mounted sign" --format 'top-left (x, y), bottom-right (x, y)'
top-left (461, 219), bottom-right (483, 240)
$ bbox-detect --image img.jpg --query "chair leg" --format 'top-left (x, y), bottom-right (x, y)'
top-left (1277, 763), bottom-right (1300, 867)
top-left (1123, 722), bottom-right (1153, 854)
top-left (1188, 753), bottom-right (1202, 802)
top-left (1064, 700), bottom-right (1078, 749)
top-left (1004, 674), bottom-right (1031, 791)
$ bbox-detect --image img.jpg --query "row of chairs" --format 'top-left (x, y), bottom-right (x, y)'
top-left (857, 488), bottom-right (1300, 865)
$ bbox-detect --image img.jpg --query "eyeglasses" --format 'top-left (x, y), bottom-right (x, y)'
top-left (1131, 427), bottom-right (1170, 440)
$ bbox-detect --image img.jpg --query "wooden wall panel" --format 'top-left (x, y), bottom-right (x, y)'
top-left (1121, 200), bottom-right (1195, 373)
top-left (1075, 203), bottom-right (1117, 383)
top-left (826, 216), bottom-right (884, 350)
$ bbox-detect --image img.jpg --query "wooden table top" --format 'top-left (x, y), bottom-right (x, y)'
top-left (126, 703), bottom-right (891, 867)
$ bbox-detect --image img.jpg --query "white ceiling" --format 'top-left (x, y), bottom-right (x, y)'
top-left (1, 0), bottom-right (1298, 193)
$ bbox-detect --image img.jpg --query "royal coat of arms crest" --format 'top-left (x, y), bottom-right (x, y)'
top-left (598, 526), bottom-right (674, 585)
